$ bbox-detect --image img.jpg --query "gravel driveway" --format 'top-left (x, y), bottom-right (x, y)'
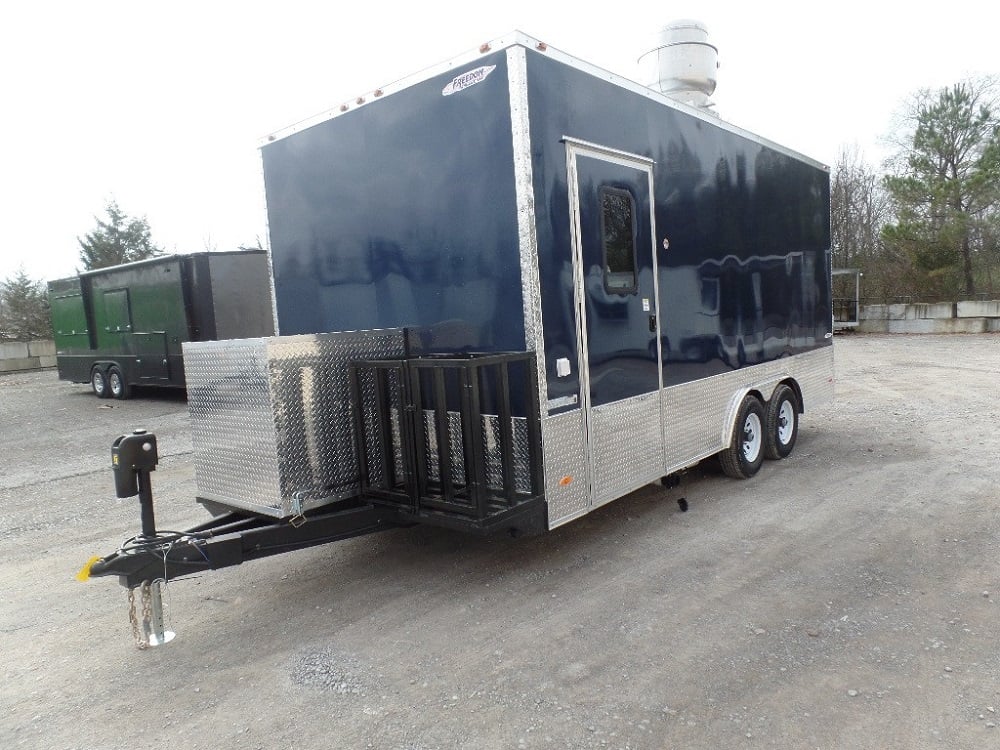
top-left (2, 333), bottom-right (998, 749)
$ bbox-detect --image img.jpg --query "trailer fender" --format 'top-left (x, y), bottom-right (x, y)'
top-left (720, 375), bottom-right (800, 448)
top-left (721, 387), bottom-right (762, 449)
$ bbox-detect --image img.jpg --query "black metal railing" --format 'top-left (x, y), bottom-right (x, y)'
top-left (349, 352), bottom-right (543, 530)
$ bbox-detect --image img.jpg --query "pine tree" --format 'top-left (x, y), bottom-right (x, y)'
top-left (883, 80), bottom-right (1000, 298)
top-left (77, 200), bottom-right (163, 270)
top-left (0, 269), bottom-right (51, 340)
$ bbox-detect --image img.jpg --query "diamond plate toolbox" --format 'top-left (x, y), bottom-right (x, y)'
top-left (183, 329), bottom-right (406, 518)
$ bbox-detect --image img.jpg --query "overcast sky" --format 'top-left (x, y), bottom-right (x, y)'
top-left (2, 0), bottom-right (997, 282)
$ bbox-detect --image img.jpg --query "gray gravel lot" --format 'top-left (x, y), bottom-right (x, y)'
top-left (2, 333), bottom-right (999, 749)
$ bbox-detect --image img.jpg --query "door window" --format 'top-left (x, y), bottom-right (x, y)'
top-left (599, 186), bottom-right (638, 294)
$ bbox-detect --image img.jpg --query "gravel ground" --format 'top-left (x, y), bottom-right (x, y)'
top-left (2, 333), bottom-right (999, 749)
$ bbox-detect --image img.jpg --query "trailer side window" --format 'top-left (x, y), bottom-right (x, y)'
top-left (600, 186), bottom-right (638, 294)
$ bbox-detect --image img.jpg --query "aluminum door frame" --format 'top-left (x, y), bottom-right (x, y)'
top-left (564, 137), bottom-right (663, 509)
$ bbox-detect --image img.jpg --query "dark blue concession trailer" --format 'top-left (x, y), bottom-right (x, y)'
top-left (88, 32), bottom-right (833, 643)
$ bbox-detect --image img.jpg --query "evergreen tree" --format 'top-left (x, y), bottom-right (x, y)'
top-left (883, 80), bottom-right (1000, 298)
top-left (0, 269), bottom-right (51, 340)
top-left (78, 200), bottom-right (163, 270)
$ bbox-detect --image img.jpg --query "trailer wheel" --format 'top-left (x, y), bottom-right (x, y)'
top-left (90, 367), bottom-right (109, 399)
top-left (720, 395), bottom-right (765, 479)
top-left (764, 384), bottom-right (799, 460)
top-left (108, 365), bottom-right (131, 400)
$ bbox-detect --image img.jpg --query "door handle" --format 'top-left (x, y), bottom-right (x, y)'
top-left (648, 315), bottom-right (657, 333)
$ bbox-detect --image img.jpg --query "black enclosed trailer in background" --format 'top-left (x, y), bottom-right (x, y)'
top-left (48, 250), bottom-right (274, 398)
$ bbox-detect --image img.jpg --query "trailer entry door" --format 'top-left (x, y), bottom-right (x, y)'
top-left (131, 332), bottom-right (171, 381)
top-left (565, 140), bottom-right (664, 507)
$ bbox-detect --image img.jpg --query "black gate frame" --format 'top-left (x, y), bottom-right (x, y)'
top-left (349, 352), bottom-right (545, 533)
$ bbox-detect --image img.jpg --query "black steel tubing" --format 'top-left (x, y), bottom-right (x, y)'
top-left (433, 368), bottom-right (454, 505)
top-left (137, 470), bottom-right (157, 540)
top-left (349, 351), bottom-right (544, 529)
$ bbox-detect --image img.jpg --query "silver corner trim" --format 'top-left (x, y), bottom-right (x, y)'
top-left (507, 45), bottom-right (548, 416)
top-left (256, 149), bottom-right (280, 335)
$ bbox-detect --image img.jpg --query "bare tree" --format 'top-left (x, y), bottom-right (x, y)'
top-left (830, 145), bottom-right (894, 299)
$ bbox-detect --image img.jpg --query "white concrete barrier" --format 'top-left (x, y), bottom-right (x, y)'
top-left (27, 340), bottom-right (56, 357)
top-left (859, 300), bottom-right (1000, 333)
top-left (956, 300), bottom-right (1000, 318)
top-left (0, 341), bottom-right (29, 360)
top-left (0, 339), bottom-right (56, 372)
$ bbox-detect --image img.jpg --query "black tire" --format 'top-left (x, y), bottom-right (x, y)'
top-left (720, 394), bottom-right (766, 479)
top-left (764, 384), bottom-right (799, 460)
top-left (108, 365), bottom-right (131, 400)
top-left (91, 367), bottom-right (109, 399)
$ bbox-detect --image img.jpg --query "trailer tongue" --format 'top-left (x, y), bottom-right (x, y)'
top-left (83, 428), bottom-right (405, 647)
top-left (87, 426), bottom-right (408, 589)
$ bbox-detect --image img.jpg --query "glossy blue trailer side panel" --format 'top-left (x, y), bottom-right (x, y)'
top-left (262, 43), bottom-right (830, 410)
top-left (262, 51), bottom-right (525, 355)
top-left (524, 53), bottom-right (831, 404)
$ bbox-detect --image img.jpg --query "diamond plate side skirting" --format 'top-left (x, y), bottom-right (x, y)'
top-left (541, 410), bottom-right (590, 526)
top-left (542, 346), bottom-right (834, 527)
top-left (184, 330), bottom-right (405, 517)
top-left (661, 345), bottom-right (835, 474)
top-left (591, 391), bottom-right (665, 507)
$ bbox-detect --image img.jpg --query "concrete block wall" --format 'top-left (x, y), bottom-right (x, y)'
top-left (957, 300), bottom-right (1000, 319)
top-left (0, 339), bottom-right (56, 373)
top-left (859, 300), bottom-right (1000, 333)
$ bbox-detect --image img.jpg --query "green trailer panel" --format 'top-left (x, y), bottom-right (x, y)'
top-left (47, 250), bottom-right (273, 397)
top-left (49, 277), bottom-right (91, 352)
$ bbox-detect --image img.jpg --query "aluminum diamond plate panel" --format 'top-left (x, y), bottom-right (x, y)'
top-left (591, 391), bottom-right (664, 507)
top-left (541, 410), bottom-right (590, 527)
top-left (184, 337), bottom-right (280, 512)
top-left (543, 346), bottom-right (833, 527)
top-left (185, 329), bottom-right (405, 517)
top-left (661, 346), bottom-right (834, 474)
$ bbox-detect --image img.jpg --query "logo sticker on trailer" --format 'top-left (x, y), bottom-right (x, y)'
top-left (442, 65), bottom-right (496, 96)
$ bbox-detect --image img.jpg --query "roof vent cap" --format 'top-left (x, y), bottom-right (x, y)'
top-left (638, 19), bottom-right (718, 110)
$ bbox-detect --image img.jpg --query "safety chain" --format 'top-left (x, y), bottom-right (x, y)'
top-left (127, 582), bottom-right (153, 650)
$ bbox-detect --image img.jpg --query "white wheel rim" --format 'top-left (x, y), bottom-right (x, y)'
top-left (777, 400), bottom-right (794, 445)
top-left (94, 373), bottom-right (105, 392)
top-left (742, 412), bottom-right (762, 461)
top-left (110, 374), bottom-right (121, 395)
